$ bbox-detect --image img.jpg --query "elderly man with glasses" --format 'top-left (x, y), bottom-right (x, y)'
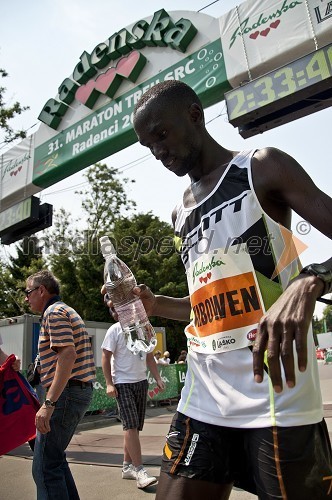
top-left (25, 270), bottom-right (96, 500)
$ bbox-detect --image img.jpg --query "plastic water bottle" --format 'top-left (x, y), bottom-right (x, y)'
top-left (100, 235), bottom-right (157, 355)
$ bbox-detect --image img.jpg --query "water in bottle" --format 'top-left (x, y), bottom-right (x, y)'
top-left (100, 235), bottom-right (157, 355)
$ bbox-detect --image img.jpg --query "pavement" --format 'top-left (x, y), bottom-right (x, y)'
top-left (1, 362), bottom-right (332, 500)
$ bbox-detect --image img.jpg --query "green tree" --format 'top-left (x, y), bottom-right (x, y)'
top-left (0, 68), bottom-right (29, 144)
top-left (0, 236), bottom-right (44, 317)
top-left (0, 259), bottom-right (23, 317)
top-left (312, 315), bottom-right (324, 339)
top-left (75, 162), bottom-right (136, 236)
top-left (43, 208), bottom-right (93, 318)
top-left (322, 303), bottom-right (332, 332)
top-left (8, 236), bottom-right (44, 280)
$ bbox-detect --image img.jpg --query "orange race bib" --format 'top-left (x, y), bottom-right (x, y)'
top-left (185, 244), bottom-right (265, 353)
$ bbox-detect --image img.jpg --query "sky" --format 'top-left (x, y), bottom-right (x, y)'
top-left (1, 0), bottom-right (331, 318)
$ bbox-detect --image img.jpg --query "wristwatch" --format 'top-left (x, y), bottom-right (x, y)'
top-left (43, 398), bottom-right (57, 408)
top-left (300, 263), bottom-right (332, 296)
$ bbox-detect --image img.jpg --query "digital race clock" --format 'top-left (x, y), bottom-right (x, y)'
top-left (0, 197), bottom-right (37, 233)
top-left (225, 42), bottom-right (332, 129)
top-left (0, 196), bottom-right (53, 245)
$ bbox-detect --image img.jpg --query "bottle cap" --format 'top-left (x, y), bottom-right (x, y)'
top-left (100, 236), bottom-right (116, 257)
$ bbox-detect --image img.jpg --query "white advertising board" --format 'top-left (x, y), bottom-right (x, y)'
top-left (220, 0), bottom-right (332, 87)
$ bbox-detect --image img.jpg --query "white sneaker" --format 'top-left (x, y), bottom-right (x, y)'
top-left (136, 468), bottom-right (157, 489)
top-left (122, 465), bottom-right (136, 480)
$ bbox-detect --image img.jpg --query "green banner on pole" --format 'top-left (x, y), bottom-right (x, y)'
top-left (89, 364), bottom-right (187, 411)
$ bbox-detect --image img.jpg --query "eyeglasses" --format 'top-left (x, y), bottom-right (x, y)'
top-left (24, 286), bottom-right (40, 297)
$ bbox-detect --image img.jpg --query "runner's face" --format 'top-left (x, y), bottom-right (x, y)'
top-left (134, 101), bottom-right (202, 177)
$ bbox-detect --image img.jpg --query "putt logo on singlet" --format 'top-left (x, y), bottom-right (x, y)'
top-left (176, 192), bottom-right (249, 266)
top-left (184, 433), bottom-right (199, 466)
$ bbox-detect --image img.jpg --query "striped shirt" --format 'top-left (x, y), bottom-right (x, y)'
top-left (39, 300), bottom-right (96, 388)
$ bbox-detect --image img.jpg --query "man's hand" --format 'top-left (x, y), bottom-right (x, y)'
top-left (0, 351), bottom-right (21, 369)
top-left (132, 284), bottom-right (157, 316)
top-left (106, 383), bottom-right (118, 398)
top-left (253, 274), bottom-right (324, 393)
top-left (101, 285), bottom-right (118, 320)
top-left (101, 283), bottom-right (157, 318)
top-left (156, 378), bottom-right (165, 392)
top-left (11, 356), bottom-right (21, 371)
top-left (35, 406), bottom-right (54, 434)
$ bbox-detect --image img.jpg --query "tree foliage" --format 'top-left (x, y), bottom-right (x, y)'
top-left (312, 315), bottom-right (324, 338)
top-left (0, 260), bottom-right (21, 318)
top-left (0, 68), bottom-right (29, 144)
top-left (322, 303), bottom-right (332, 332)
top-left (0, 236), bottom-right (45, 317)
top-left (75, 162), bottom-right (136, 236)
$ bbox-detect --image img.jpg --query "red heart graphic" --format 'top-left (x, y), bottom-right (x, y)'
top-left (270, 20), bottom-right (280, 29)
top-left (18, 166), bottom-right (22, 172)
top-left (76, 51), bottom-right (145, 107)
top-left (250, 31), bottom-right (259, 39)
top-left (207, 272), bottom-right (211, 280)
top-left (202, 277), bottom-right (207, 284)
top-left (116, 51), bottom-right (142, 79)
top-left (199, 277), bottom-right (203, 284)
top-left (94, 67), bottom-right (118, 95)
top-left (260, 28), bottom-right (270, 37)
top-left (75, 79), bottom-right (101, 107)
top-left (10, 171), bottom-right (14, 176)
top-left (13, 170), bottom-right (17, 176)
top-left (154, 387), bottom-right (160, 395)
top-left (148, 390), bottom-right (155, 399)
top-left (95, 51), bottom-right (143, 93)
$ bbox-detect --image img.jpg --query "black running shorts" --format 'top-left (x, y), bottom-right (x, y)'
top-left (161, 412), bottom-right (332, 499)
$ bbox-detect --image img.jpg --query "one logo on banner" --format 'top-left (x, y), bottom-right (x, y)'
top-left (75, 52), bottom-right (147, 108)
top-left (247, 328), bottom-right (257, 342)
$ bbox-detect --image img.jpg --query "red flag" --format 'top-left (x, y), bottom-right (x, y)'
top-left (0, 354), bottom-right (40, 455)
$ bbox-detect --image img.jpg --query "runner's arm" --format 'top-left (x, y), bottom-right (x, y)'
top-left (252, 148), bottom-right (332, 392)
top-left (133, 285), bottom-right (191, 322)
